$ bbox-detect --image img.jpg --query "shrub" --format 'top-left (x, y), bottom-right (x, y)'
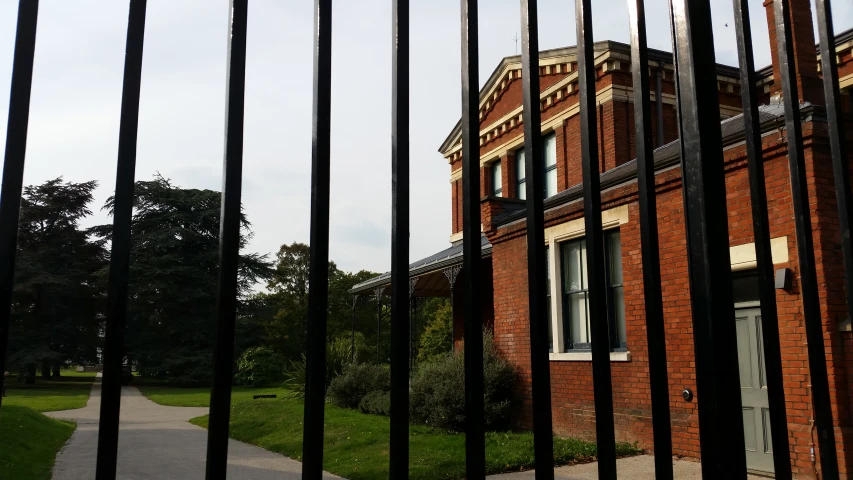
top-left (236, 346), bottom-right (285, 387)
top-left (329, 332), bottom-right (372, 365)
top-left (328, 363), bottom-right (390, 409)
top-left (410, 331), bottom-right (516, 431)
top-left (282, 339), bottom-right (352, 398)
top-left (358, 390), bottom-right (391, 416)
top-left (417, 300), bottom-right (453, 363)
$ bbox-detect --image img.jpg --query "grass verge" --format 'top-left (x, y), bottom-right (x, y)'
top-left (184, 395), bottom-right (640, 479)
top-left (0, 405), bottom-right (75, 480)
top-left (4, 375), bottom-right (95, 412)
top-left (136, 386), bottom-right (290, 407)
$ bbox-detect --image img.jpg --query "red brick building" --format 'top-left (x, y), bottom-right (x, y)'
top-left (352, 2), bottom-right (853, 477)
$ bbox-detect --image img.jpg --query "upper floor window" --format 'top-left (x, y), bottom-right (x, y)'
top-left (516, 149), bottom-right (527, 200)
top-left (559, 229), bottom-right (625, 351)
top-left (515, 132), bottom-right (557, 200)
top-left (543, 133), bottom-right (557, 198)
top-left (491, 161), bottom-right (503, 197)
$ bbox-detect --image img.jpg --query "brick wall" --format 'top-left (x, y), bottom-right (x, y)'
top-left (449, 59), bottom-right (690, 228)
top-left (763, 0), bottom-right (823, 103)
top-left (487, 118), bottom-right (853, 478)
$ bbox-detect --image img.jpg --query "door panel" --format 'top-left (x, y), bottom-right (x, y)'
top-left (736, 307), bottom-right (774, 473)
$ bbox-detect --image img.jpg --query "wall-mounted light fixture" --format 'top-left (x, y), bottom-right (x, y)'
top-left (775, 268), bottom-right (792, 290)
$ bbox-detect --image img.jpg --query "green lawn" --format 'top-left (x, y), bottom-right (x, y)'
top-left (4, 374), bottom-right (95, 412)
top-left (55, 368), bottom-right (98, 378)
top-left (162, 391), bottom-right (641, 480)
top-left (0, 405), bottom-right (75, 480)
top-left (137, 386), bottom-right (291, 407)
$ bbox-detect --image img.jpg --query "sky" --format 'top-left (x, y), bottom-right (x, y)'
top-left (1, 0), bottom-right (851, 284)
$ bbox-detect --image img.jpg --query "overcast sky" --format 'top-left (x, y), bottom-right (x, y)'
top-left (1, 0), bottom-right (851, 282)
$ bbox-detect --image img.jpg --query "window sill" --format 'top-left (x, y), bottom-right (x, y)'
top-left (548, 351), bottom-right (631, 362)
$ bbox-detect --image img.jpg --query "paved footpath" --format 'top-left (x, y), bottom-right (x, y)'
top-left (488, 455), bottom-right (767, 479)
top-left (45, 375), bottom-right (340, 480)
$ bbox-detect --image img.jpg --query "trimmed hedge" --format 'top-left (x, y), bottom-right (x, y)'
top-left (327, 363), bottom-right (390, 409)
top-left (358, 390), bottom-right (391, 416)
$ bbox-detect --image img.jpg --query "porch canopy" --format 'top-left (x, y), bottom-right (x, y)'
top-left (349, 234), bottom-right (492, 297)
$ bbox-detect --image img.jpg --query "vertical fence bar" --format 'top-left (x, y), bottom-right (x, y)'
top-left (302, 0), bottom-right (333, 477)
top-left (771, 0), bottom-right (839, 476)
top-left (0, 0), bottom-right (38, 413)
top-left (460, 0), bottom-right (485, 477)
top-left (518, 1), bottom-right (554, 478)
top-left (814, 0), bottom-right (853, 321)
top-left (95, 2), bottom-right (147, 478)
top-left (575, 1), bottom-right (617, 477)
top-left (204, 1), bottom-right (249, 479)
top-left (390, 0), bottom-right (410, 475)
top-left (625, 0), bottom-right (673, 477)
top-left (731, 0), bottom-right (792, 476)
top-left (669, 0), bottom-right (748, 477)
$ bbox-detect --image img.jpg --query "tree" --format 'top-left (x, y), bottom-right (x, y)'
top-left (8, 178), bottom-right (107, 380)
top-left (416, 298), bottom-right (452, 364)
top-left (91, 175), bottom-right (271, 384)
top-left (254, 242), bottom-right (380, 360)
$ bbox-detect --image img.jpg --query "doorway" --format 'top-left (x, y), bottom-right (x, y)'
top-left (733, 269), bottom-right (773, 473)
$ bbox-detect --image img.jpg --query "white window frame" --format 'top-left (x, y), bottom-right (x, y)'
top-left (545, 206), bottom-right (631, 362)
top-left (491, 160), bottom-right (503, 197)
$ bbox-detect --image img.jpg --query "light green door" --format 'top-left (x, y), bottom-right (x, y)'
top-left (735, 307), bottom-right (774, 473)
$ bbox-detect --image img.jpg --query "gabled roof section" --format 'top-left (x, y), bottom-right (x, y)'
top-left (437, 40), bottom-right (739, 158)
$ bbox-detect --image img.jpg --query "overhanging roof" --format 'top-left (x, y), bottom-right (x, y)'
top-left (349, 235), bottom-right (492, 295)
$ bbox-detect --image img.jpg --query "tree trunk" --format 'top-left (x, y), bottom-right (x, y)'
top-left (41, 361), bottom-right (51, 379)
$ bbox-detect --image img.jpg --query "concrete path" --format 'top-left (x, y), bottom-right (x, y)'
top-left (44, 375), bottom-right (341, 480)
top-left (488, 455), bottom-right (768, 479)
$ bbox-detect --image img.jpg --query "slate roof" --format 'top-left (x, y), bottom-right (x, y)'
top-left (349, 234), bottom-right (492, 294)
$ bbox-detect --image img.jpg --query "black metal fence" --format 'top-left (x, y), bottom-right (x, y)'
top-left (0, 0), bottom-right (849, 479)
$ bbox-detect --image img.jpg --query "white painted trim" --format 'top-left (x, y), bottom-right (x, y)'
top-left (448, 224), bottom-right (484, 244)
top-left (840, 72), bottom-right (853, 90)
top-left (545, 205), bottom-right (629, 354)
top-left (730, 236), bottom-right (789, 271)
top-left (450, 169), bottom-right (462, 182)
top-left (549, 351), bottom-right (631, 362)
top-left (544, 205), bottom-right (629, 243)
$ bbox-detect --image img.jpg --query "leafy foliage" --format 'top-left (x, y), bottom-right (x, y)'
top-left (91, 175), bottom-right (271, 385)
top-left (236, 347), bottom-right (285, 387)
top-left (327, 363), bottom-right (390, 409)
top-left (282, 339), bottom-right (352, 399)
top-left (410, 331), bottom-right (517, 431)
top-left (416, 299), bottom-right (453, 364)
top-left (358, 390), bottom-right (391, 416)
top-left (8, 178), bottom-right (107, 379)
top-left (252, 242), bottom-right (380, 362)
top-left (329, 332), bottom-right (372, 365)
